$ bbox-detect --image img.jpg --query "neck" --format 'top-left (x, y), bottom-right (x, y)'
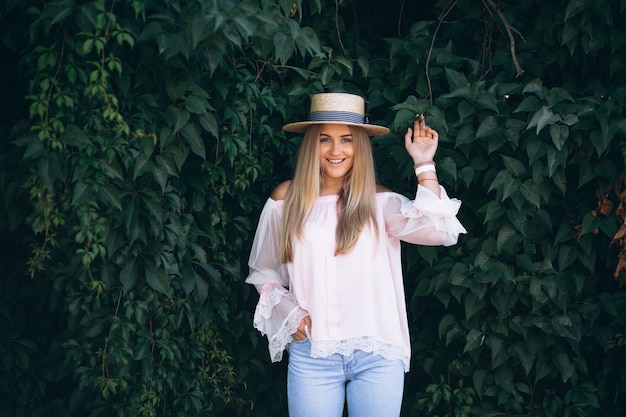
top-left (320, 178), bottom-right (345, 196)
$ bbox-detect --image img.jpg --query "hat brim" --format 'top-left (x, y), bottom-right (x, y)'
top-left (282, 121), bottom-right (390, 137)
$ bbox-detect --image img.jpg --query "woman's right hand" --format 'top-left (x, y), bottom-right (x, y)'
top-left (292, 315), bottom-right (312, 341)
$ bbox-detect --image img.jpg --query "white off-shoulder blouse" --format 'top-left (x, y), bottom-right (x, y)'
top-left (245, 184), bottom-right (466, 372)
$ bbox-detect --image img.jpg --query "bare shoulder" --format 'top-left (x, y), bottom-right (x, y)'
top-left (271, 180), bottom-right (292, 201)
top-left (376, 184), bottom-right (392, 193)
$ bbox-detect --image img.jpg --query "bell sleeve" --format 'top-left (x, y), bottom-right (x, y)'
top-left (245, 198), bottom-right (309, 362)
top-left (383, 184), bottom-right (467, 246)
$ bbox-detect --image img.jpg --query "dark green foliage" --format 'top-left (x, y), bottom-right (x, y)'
top-left (0, 0), bottom-right (624, 416)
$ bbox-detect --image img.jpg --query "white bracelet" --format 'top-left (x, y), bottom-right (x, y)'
top-left (415, 165), bottom-right (436, 176)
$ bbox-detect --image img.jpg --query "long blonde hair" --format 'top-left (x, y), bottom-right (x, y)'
top-left (279, 125), bottom-right (378, 262)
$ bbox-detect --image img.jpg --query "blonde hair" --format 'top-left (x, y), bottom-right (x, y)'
top-left (280, 125), bottom-right (378, 262)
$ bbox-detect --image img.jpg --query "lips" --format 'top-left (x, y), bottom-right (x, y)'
top-left (327, 159), bottom-right (345, 164)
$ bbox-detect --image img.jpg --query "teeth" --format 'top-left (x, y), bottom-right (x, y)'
top-left (329, 159), bottom-right (343, 163)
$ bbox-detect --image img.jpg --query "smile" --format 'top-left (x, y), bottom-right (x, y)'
top-left (327, 159), bottom-right (346, 164)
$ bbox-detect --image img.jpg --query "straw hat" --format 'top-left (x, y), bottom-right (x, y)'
top-left (282, 93), bottom-right (390, 136)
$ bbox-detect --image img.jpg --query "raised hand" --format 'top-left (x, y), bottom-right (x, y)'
top-left (404, 114), bottom-right (439, 164)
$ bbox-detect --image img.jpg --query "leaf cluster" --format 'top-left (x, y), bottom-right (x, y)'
top-left (0, 0), bottom-right (625, 416)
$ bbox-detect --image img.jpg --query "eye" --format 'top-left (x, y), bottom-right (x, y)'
top-left (341, 137), bottom-right (353, 143)
top-left (320, 137), bottom-right (331, 143)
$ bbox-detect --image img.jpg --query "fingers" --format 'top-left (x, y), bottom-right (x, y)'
top-left (408, 115), bottom-right (438, 144)
top-left (292, 316), bottom-right (312, 341)
top-left (301, 315), bottom-right (312, 337)
top-left (417, 114), bottom-right (438, 139)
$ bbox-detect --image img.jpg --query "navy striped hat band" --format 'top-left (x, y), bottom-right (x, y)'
top-left (309, 110), bottom-right (368, 125)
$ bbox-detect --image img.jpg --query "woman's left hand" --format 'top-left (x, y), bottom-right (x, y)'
top-left (404, 114), bottom-right (439, 164)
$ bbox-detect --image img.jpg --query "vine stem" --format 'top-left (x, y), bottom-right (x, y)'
top-left (426, 0), bottom-right (525, 103)
top-left (397, 0), bottom-right (406, 37)
top-left (101, 288), bottom-right (124, 380)
top-left (335, 0), bottom-right (348, 56)
top-left (483, 0), bottom-right (525, 77)
top-left (43, 25), bottom-right (68, 140)
top-left (426, 0), bottom-right (458, 105)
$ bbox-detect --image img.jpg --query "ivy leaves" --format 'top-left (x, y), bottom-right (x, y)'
top-left (370, 1), bottom-right (625, 416)
top-left (2, 0), bottom-right (626, 416)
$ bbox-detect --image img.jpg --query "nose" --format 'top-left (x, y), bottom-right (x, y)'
top-left (329, 140), bottom-right (341, 155)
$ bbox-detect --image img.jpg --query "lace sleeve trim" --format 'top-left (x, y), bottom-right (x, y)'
top-left (252, 282), bottom-right (309, 363)
top-left (269, 308), bottom-right (309, 362)
top-left (400, 186), bottom-right (467, 236)
top-left (253, 282), bottom-right (285, 330)
top-left (404, 185), bottom-right (462, 217)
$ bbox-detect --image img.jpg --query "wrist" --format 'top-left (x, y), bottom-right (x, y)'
top-left (418, 174), bottom-right (439, 185)
top-left (414, 162), bottom-right (436, 177)
top-left (416, 165), bottom-right (439, 185)
top-left (418, 170), bottom-right (438, 179)
top-left (413, 160), bottom-right (435, 169)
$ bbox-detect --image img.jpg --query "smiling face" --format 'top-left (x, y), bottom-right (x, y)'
top-left (318, 124), bottom-right (355, 191)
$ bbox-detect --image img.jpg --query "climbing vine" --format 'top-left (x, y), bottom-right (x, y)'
top-left (0, 0), bottom-right (624, 416)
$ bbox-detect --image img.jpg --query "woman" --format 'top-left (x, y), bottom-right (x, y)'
top-left (246, 93), bottom-right (466, 416)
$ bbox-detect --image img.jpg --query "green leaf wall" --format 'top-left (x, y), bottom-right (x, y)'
top-left (0, 0), bottom-right (625, 416)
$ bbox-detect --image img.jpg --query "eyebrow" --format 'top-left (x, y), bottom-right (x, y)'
top-left (320, 132), bottom-right (353, 138)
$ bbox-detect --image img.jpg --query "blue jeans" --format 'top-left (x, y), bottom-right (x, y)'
top-left (287, 339), bottom-right (404, 417)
